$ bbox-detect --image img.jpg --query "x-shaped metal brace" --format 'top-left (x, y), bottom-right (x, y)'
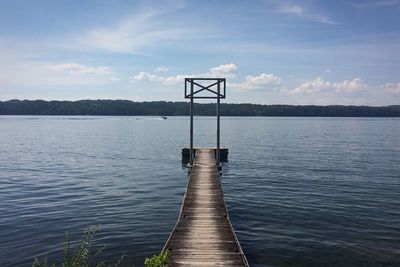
top-left (185, 78), bottom-right (226, 99)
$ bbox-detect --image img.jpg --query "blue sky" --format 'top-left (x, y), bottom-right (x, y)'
top-left (0, 0), bottom-right (399, 105)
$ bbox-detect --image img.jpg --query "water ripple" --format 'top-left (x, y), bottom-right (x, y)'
top-left (1, 116), bottom-right (400, 266)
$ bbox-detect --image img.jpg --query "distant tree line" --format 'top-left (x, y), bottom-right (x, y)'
top-left (0, 99), bottom-right (399, 117)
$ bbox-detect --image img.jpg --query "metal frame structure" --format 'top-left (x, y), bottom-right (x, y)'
top-left (185, 78), bottom-right (226, 165)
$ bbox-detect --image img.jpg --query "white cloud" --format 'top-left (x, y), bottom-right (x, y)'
top-left (46, 63), bottom-right (114, 76)
top-left (131, 72), bottom-right (188, 85)
top-left (229, 73), bottom-right (282, 90)
top-left (0, 43), bottom-right (118, 87)
top-left (162, 74), bottom-right (187, 85)
top-left (130, 71), bottom-right (187, 85)
top-left (132, 71), bottom-right (159, 81)
top-left (209, 63), bottom-right (237, 77)
top-left (280, 4), bottom-right (305, 16)
top-left (291, 77), bottom-right (365, 94)
top-left (155, 66), bottom-right (169, 72)
top-left (0, 60), bottom-right (117, 87)
top-left (381, 82), bottom-right (400, 93)
top-left (291, 77), bottom-right (331, 94)
top-left (130, 63), bottom-right (281, 91)
top-left (333, 78), bottom-right (364, 92)
top-left (278, 3), bottom-right (336, 24)
top-left (46, 62), bottom-right (118, 83)
top-left (131, 63), bottom-right (238, 85)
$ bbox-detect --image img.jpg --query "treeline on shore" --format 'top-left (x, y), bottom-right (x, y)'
top-left (1, 99), bottom-right (399, 117)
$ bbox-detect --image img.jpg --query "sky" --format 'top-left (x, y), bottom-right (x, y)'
top-left (0, 0), bottom-right (399, 105)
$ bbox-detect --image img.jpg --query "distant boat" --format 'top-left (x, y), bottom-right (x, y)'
top-left (162, 116), bottom-right (167, 120)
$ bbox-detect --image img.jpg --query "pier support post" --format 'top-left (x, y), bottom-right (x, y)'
top-left (190, 82), bottom-right (194, 165)
top-left (216, 82), bottom-right (220, 165)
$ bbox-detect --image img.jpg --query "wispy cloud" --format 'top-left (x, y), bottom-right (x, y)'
top-left (351, 0), bottom-right (400, 8)
top-left (46, 63), bottom-right (115, 77)
top-left (279, 4), bottom-right (306, 17)
top-left (76, 16), bottom-right (182, 53)
top-left (56, 3), bottom-right (201, 54)
top-left (0, 60), bottom-right (118, 87)
top-left (70, 15), bottom-right (177, 54)
top-left (277, 2), bottom-right (337, 24)
top-left (0, 1), bottom-right (205, 57)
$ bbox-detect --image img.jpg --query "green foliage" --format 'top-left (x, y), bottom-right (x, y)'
top-left (32, 225), bottom-right (127, 267)
top-left (144, 250), bottom-right (170, 267)
top-left (1, 99), bottom-right (400, 116)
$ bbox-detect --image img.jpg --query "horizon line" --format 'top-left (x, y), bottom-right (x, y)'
top-left (1, 99), bottom-right (399, 108)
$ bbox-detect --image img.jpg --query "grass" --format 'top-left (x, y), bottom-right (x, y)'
top-left (32, 225), bottom-right (171, 267)
top-left (143, 250), bottom-right (170, 267)
top-left (32, 225), bottom-right (127, 267)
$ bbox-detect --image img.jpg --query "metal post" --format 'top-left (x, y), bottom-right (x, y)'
top-left (190, 81), bottom-right (194, 165)
top-left (216, 81), bottom-right (220, 165)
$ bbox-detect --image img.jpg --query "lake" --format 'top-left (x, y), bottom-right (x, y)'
top-left (0, 116), bottom-right (399, 266)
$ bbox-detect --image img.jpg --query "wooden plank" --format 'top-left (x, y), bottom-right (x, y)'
top-left (164, 148), bottom-right (249, 266)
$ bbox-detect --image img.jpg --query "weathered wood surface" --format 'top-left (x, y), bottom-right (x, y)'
top-left (164, 148), bottom-right (249, 266)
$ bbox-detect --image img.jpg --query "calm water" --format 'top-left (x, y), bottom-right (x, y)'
top-left (0, 116), bottom-right (399, 267)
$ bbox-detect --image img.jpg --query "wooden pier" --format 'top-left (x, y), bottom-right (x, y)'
top-left (164, 148), bottom-right (249, 266)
